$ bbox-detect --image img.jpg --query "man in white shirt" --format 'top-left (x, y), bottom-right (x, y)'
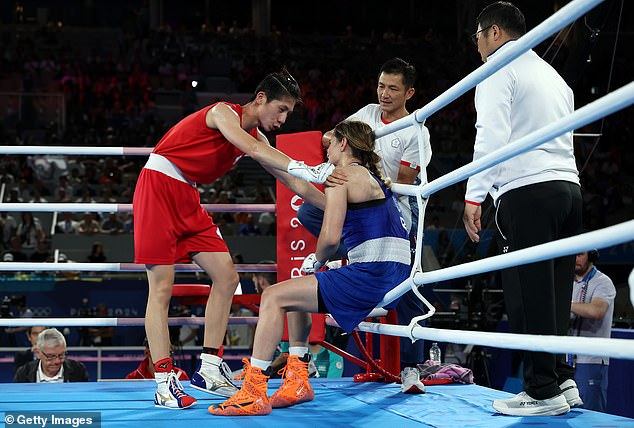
top-left (297, 58), bottom-right (432, 370)
top-left (462, 1), bottom-right (582, 417)
top-left (56, 212), bottom-right (79, 234)
top-left (570, 250), bottom-right (616, 412)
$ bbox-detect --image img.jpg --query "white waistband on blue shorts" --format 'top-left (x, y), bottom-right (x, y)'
top-left (144, 153), bottom-right (195, 186)
top-left (347, 236), bottom-right (411, 265)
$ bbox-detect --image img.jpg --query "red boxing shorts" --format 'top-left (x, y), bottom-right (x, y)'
top-left (133, 168), bottom-right (229, 264)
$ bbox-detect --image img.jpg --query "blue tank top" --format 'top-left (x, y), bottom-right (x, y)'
top-left (314, 169), bottom-right (411, 332)
top-left (341, 171), bottom-right (410, 265)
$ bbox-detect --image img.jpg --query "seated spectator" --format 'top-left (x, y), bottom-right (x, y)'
top-left (29, 240), bottom-right (52, 262)
top-left (122, 213), bottom-right (134, 233)
top-left (54, 187), bottom-right (73, 203)
top-left (14, 328), bottom-right (89, 383)
top-left (265, 219), bottom-right (277, 236)
top-left (14, 325), bottom-right (48, 373)
top-left (100, 212), bottom-right (124, 234)
top-left (55, 176), bottom-right (74, 200)
top-left (238, 214), bottom-right (261, 236)
top-left (86, 241), bottom-right (107, 263)
top-left (56, 212), bottom-right (79, 234)
top-left (251, 261), bottom-right (276, 294)
top-left (2, 236), bottom-right (28, 262)
top-left (216, 215), bottom-right (235, 237)
top-left (28, 189), bottom-right (48, 203)
top-left (257, 212), bottom-right (276, 235)
top-left (16, 212), bottom-right (45, 249)
top-left (77, 212), bottom-right (100, 235)
top-left (125, 338), bottom-right (189, 380)
top-left (1, 211), bottom-right (18, 248)
top-left (75, 188), bottom-right (96, 204)
top-left (87, 303), bottom-right (114, 345)
top-left (57, 253), bottom-right (81, 279)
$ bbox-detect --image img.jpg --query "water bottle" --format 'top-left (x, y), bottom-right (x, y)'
top-left (429, 342), bottom-right (441, 364)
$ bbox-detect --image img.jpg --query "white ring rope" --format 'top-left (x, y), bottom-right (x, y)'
top-left (379, 221), bottom-right (634, 307)
top-left (0, 202), bottom-right (275, 213)
top-left (365, 0), bottom-right (633, 362)
top-left (0, 146), bottom-right (152, 156)
top-left (0, 317), bottom-right (257, 328)
top-left (374, 0), bottom-right (606, 138)
top-left (1, 0), bottom-right (630, 375)
top-left (0, 262), bottom-right (276, 273)
top-left (2, 314), bottom-right (632, 361)
top-left (358, 322), bottom-right (634, 362)
top-left (391, 81), bottom-right (634, 199)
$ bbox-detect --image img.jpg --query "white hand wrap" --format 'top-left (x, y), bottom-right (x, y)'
top-left (301, 253), bottom-right (324, 274)
top-left (325, 259), bottom-right (343, 270)
top-left (286, 160), bottom-right (335, 184)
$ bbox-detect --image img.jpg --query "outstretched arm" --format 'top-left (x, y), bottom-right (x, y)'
top-left (207, 103), bottom-right (333, 184)
top-left (254, 130), bottom-right (327, 209)
top-left (315, 183), bottom-right (347, 263)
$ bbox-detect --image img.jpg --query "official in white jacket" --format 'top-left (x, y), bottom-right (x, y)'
top-left (462, 1), bottom-right (582, 417)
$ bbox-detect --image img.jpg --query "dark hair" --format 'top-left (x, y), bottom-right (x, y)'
top-left (379, 57), bottom-right (416, 89)
top-left (333, 121), bottom-right (387, 185)
top-left (27, 325), bottom-right (48, 335)
top-left (588, 249), bottom-right (600, 263)
top-left (251, 66), bottom-right (302, 104)
top-left (477, 1), bottom-right (526, 38)
top-left (253, 260), bottom-right (276, 286)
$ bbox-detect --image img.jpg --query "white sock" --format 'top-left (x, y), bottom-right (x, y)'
top-left (289, 346), bottom-right (308, 357)
top-left (250, 357), bottom-right (272, 371)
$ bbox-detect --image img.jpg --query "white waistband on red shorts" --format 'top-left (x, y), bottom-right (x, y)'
top-left (144, 153), bottom-right (196, 186)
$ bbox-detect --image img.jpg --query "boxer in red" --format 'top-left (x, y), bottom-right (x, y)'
top-left (133, 67), bottom-right (332, 409)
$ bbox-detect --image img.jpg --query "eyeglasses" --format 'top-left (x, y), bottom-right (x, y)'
top-left (40, 350), bottom-right (68, 361)
top-left (471, 25), bottom-right (493, 45)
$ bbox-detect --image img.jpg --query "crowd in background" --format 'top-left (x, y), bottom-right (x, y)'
top-left (0, 12), bottom-right (632, 266)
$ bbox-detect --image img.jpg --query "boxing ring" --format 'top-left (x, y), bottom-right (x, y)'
top-left (1, 0), bottom-right (634, 425)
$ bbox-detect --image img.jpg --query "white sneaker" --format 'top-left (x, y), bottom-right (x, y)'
top-left (154, 371), bottom-right (197, 409)
top-left (190, 354), bottom-right (238, 397)
top-left (493, 391), bottom-right (570, 416)
top-left (400, 367), bottom-right (426, 394)
top-left (559, 379), bottom-right (583, 408)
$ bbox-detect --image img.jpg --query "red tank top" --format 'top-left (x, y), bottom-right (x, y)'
top-left (153, 102), bottom-right (257, 184)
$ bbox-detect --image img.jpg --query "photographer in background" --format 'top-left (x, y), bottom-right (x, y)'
top-left (570, 250), bottom-right (616, 412)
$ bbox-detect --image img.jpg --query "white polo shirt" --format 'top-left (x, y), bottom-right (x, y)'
top-left (348, 104), bottom-right (432, 230)
top-left (37, 361), bottom-right (64, 383)
top-left (348, 104), bottom-right (431, 184)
